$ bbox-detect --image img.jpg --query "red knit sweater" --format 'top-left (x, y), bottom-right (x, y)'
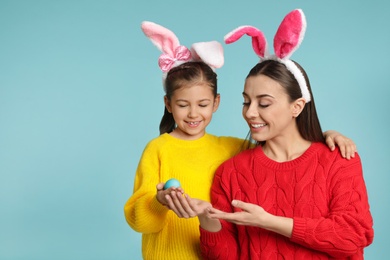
top-left (200, 142), bottom-right (374, 259)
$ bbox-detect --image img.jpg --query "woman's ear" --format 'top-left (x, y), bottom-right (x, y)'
top-left (213, 94), bottom-right (221, 113)
top-left (292, 98), bottom-right (305, 117)
top-left (164, 96), bottom-right (172, 113)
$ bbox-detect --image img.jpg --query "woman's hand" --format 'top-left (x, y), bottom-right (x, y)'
top-left (208, 200), bottom-right (293, 238)
top-left (324, 130), bottom-right (357, 159)
top-left (208, 200), bottom-right (270, 227)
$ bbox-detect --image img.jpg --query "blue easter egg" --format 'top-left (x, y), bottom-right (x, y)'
top-left (163, 178), bottom-right (181, 190)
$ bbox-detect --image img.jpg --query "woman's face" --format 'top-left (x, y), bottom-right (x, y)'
top-left (242, 74), bottom-right (298, 142)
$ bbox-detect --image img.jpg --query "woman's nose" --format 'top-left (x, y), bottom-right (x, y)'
top-left (245, 103), bottom-right (258, 119)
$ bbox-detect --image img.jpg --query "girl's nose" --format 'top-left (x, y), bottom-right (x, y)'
top-left (188, 107), bottom-right (198, 118)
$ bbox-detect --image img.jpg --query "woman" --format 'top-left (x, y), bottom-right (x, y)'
top-left (167, 9), bottom-right (374, 259)
top-left (197, 59), bottom-right (374, 259)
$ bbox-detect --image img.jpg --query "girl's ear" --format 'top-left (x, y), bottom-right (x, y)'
top-left (291, 98), bottom-right (305, 117)
top-left (164, 96), bottom-right (172, 113)
top-left (213, 94), bottom-right (221, 113)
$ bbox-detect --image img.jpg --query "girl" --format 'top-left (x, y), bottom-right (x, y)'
top-left (124, 20), bottom-right (357, 259)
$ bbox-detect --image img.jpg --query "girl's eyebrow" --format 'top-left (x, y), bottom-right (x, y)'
top-left (175, 98), bottom-right (211, 102)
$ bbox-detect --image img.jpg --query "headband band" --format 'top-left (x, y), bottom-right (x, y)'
top-left (224, 9), bottom-right (311, 103)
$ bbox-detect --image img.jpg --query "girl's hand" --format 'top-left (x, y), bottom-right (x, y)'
top-left (324, 130), bottom-right (357, 159)
top-left (155, 182), bottom-right (184, 207)
top-left (165, 191), bottom-right (211, 218)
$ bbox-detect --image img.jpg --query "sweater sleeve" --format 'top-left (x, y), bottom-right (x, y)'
top-left (200, 161), bottom-right (240, 259)
top-left (291, 153), bottom-right (374, 258)
top-left (124, 141), bottom-right (169, 233)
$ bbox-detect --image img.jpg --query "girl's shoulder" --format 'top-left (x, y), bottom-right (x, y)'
top-left (216, 135), bottom-right (244, 144)
top-left (143, 133), bottom-right (172, 150)
top-left (210, 135), bottom-right (249, 154)
top-left (218, 146), bottom-right (257, 171)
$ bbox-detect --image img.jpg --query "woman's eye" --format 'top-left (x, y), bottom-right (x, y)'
top-left (242, 102), bottom-right (250, 106)
top-left (259, 104), bottom-right (270, 108)
top-left (199, 104), bottom-right (209, 108)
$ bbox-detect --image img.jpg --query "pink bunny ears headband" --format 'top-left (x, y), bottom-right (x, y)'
top-left (141, 21), bottom-right (224, 91)
top-left (224, 9), bottom-right (311, 103)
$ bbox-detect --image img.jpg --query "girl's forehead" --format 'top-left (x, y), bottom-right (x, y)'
top-left (174, 84), bottom-right (214, 95)
top-left (171, 87), bottom-right (215, 103)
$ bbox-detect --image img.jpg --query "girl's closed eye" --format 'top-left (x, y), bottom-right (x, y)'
top-left (199, 103), bottom-right (210, 108)
top-left (176, 101), bottom-right (189, 108)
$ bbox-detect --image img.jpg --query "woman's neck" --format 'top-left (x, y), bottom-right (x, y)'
top-left (262, 133), bottom-right (311, 163)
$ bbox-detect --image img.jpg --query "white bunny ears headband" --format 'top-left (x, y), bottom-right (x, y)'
top-left (224, 9), bottom-right (311, 103)
top-left (141, 21), bottom-right (224, 92)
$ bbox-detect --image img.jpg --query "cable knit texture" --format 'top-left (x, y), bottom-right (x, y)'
top-left (200, 142), bottom-right (374, 259)
top-left (124, 133), bottom-right (244, 260)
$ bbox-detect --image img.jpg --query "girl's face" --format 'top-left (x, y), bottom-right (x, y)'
top-left (242, 74), bottom-right (302, 142)
top-left (165, 84), bottom-right (220, 140)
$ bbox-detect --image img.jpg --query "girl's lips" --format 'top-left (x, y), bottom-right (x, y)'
top-left (186, 121), bottom-right (201, 127)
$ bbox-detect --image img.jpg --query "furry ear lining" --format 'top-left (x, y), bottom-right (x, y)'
top-left (141, 21), bottom-right (193, 73)
top-left (141, 21), bottom-right (180, 57)
top-left (141, 20), bottom-right (225, 90)
top-left (224, 25), bottom-right (268, 58)
top-left (273, 9), bottom-right (307, 59)
top-left (222, 9), bottom-right (311, 103)
top-left (191, 41), bottom-right (224, 69)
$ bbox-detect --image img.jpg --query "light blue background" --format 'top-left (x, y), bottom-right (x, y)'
top-left (1, 0), bottom-right (389, 259)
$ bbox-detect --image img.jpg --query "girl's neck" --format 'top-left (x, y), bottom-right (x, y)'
top-left (169, 129), bottom-right (206, 141)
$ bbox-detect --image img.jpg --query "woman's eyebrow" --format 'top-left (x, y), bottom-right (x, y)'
top-left (242, 92), bottom-right (274, 99)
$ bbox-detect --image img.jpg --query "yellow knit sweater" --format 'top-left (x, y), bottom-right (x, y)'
top-left (124, 133), bottom-right (244, 259)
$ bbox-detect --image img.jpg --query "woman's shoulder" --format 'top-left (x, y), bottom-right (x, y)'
top-left (312, 142), bottom-right (362, 170)
top-left (312, 142), bottom-right (360, 159)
